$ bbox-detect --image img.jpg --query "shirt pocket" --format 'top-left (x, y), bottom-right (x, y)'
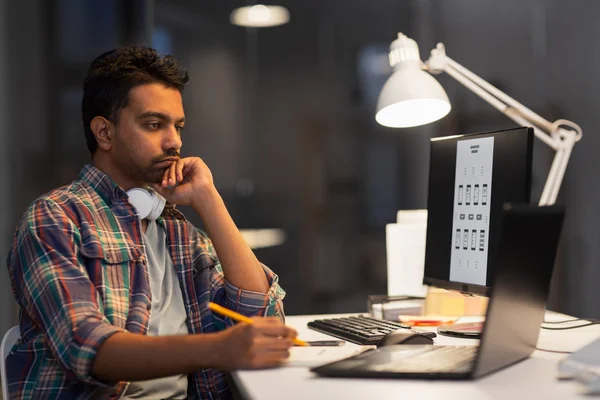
top-left (80, 237), bottom-right (143, 328)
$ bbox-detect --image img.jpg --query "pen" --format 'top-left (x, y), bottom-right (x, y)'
top-left (208, 302), bottom-right (308, 346)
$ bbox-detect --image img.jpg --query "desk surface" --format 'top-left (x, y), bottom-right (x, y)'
top-left (233, 312), bottom-right (600, 400)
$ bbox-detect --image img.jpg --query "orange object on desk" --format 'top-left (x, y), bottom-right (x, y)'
top-left (399, 316), bottom-right (457, 327)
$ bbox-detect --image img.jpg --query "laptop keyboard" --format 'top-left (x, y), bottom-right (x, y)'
top-left (368, 346), bottom-right (477, 373)
top-left (307, 315), bottom-right (436, 346)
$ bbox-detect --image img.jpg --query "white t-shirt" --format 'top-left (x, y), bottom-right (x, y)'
top-left (122, 220), bottom-right (190, 400)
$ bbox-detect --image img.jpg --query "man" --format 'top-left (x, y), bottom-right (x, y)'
top-left (6, 45), bottom-right (296, 399)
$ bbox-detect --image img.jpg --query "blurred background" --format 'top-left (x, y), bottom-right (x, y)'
top-left (1, 0), bottom-right (599, 341)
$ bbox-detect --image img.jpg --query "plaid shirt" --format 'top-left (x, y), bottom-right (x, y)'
top-left (6, 164), bottom-right (286, 400)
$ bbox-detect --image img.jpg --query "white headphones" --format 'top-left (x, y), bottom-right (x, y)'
top-left (126, 188), bottom-right (166, 220)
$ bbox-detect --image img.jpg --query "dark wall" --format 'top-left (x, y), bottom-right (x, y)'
top-left (1, 0), bottom-right (599, 338)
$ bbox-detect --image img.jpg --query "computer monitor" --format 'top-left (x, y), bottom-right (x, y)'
top-left (423, 126), bottom-right (534, 296)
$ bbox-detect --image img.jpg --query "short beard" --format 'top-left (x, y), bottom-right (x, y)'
top-left (113, 149), bottom-right (170, 186)
top-left (114, 155), bottom-right (163, 185)
top-left (111, 132), bottom-right (179, 186)
top-left (141, 166), bottom-right (166, 185)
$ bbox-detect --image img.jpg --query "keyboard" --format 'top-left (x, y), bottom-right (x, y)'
top-left (307, 315), bottom-right (436, 346)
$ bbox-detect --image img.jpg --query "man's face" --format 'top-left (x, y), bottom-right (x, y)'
top-left (110, 83), bottom-right (185, 186)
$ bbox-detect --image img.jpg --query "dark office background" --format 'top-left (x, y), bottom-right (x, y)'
top-left (1, 0), bottom-right (598, 344)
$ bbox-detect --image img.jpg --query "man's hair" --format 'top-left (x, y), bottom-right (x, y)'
top-left (82, 45), bottom-right (190, 154)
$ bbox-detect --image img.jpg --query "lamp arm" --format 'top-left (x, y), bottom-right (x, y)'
top-left (425, 43), bottom-right (582, 206)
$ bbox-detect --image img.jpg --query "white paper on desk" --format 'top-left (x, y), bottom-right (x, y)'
top-left (283, 346), bottom-right (368, 368)
top-left (386, 222), bottom-right (428, 297)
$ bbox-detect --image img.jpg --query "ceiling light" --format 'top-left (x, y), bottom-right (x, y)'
top-left (230, 4), bottom-right (290, 28)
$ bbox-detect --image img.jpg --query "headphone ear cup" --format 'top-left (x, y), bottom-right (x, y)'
top-left (147, 191), bottom-right (166, 220)
top-left (128, 188), bottom-right (168, 220)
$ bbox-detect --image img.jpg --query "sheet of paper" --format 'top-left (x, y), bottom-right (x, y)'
top-left (284, 346), bottom-right (369, 368)
top-left (386, 223), bottom-right (428, 297)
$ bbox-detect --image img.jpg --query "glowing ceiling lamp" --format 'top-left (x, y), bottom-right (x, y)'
top-left (230, 4), bottom-right (290, 28)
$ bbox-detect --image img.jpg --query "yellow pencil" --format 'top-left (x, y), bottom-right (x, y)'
top-left (208, 302), bottom-right (308, 346)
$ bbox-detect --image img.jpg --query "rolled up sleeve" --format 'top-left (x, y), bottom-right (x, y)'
top-left (223, 263), bottom-right (286, 321)
top-left (10, 199), bottom-right (125, 386)
top-left (69, 320), bottom-right (124, 384)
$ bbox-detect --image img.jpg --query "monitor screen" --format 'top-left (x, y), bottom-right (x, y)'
top-left (423, 127), bottom-right (533, 296)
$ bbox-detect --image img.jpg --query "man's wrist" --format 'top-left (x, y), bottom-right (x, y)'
top-left (200, 330), bottom-right (230, 371)
top-left (192, 332), bottom-right (225, 370)
top-left (191, 184), bottom-right (221, 214)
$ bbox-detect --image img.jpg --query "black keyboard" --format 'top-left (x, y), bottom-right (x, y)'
top-left (307, 315), bottom-right (436, 346)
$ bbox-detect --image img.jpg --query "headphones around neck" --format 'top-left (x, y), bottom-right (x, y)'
top-left (126, 188), bottom-right (166, 220)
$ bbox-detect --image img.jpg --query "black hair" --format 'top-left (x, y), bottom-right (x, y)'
top-left (81, 45), bottom-right (189, 154)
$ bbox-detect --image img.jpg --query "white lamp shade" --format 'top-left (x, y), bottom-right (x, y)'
top-left (376, 67), bottom-right (451, 128)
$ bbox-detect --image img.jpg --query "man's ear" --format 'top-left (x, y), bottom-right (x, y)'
top-left (90, 116), bottom-right (114, 151)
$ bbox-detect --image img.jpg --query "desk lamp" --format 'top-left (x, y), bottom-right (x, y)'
top-left (376, 34), bottom-right (581, 336)
top-left (376, 33), bottom-right (582, 206)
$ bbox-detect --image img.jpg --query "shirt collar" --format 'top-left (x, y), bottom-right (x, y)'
top-left (78, 164), bottom-right (128, 206)
top-left (162, 202), bottom-right (186, 220)
top-left (78, 164), bottom-right (187, 221)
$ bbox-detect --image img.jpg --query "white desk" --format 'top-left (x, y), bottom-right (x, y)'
top-left (233, 312), bottom-right (600, 400)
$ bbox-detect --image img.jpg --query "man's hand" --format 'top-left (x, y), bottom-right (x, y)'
top-left (214, 317), bottom-right (297, 370)
top-left (91, 320), bottom-right (295, 383)
top-left (153, 156), bottom-right (272, 294)
top-left (151, 157), bottom-right (213, 206)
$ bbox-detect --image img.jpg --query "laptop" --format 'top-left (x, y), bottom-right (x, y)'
top-left (311, 203), bottom-right (565, 380)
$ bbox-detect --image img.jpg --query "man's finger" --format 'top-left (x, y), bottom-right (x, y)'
top-left (176, 159), bottom-right (185, 182)
top-left (162, 168), bottom-right (170, 186)
top-left (253, 322), bottom-right (288, 337)
top-left (283, 326), bottom-right (297, 339)
top-left (258, 337), bottom-right (294, 351)
top-left (258, 316), bottom-right (283, 323)
top-left (251, 336), bottom-right (293, 353)
top-left (251, 320), bottom-right (298, 340)
top-left (269, 340), bottom-right (294, 352)
top-left (169, 161), bottom-right (177, 185)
